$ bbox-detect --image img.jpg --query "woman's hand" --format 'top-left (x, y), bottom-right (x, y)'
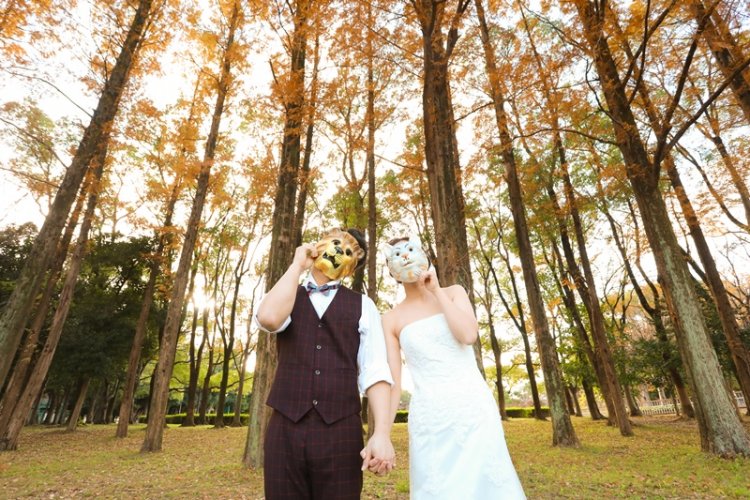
top-left (417, 267), bottom-right (440, 294)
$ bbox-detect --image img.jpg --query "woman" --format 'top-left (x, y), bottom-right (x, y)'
top-left (381, 235), bottom-right (526, 499)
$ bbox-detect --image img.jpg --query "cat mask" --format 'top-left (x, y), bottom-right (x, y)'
top-left (313, 228), bottom-right (366, 280)
top-left (384, 236), bottom-right (430, 283)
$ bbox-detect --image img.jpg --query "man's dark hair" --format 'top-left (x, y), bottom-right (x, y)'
top-left (347, 228), bottom-right (367, 270)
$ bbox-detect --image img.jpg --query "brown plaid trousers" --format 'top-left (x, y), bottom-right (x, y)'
top-left (264, 285), bottom-right (364, 499)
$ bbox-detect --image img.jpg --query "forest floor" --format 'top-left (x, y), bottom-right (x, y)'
top-left (1, 415), bottom-right (749, 498)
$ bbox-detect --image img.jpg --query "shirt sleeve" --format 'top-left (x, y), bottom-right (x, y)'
top-left (357, 295), bottom-right (394, 393)
top-left (254, 295), bottom-right (291, 334)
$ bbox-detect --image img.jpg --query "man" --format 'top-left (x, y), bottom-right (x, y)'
top-left (256, 228), bottom-right (395, 499)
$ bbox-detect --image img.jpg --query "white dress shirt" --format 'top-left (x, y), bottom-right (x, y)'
top-left (256, 276), bottom-right (394, 394)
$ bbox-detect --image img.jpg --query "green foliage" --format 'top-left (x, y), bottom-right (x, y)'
top-left (48, 235), bottom-right (163, 389)
top-left (505, 406), bottom-right (550, 418)
top-left (394, 410), bottom-right (408, 423)
top-left (137, 412), bottom-right (249, 425)
top-left (0, 223), bottom-right (37, 307)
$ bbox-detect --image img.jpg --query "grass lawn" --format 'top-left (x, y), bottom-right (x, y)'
top-left (1, 415), bottom-right (749, 498)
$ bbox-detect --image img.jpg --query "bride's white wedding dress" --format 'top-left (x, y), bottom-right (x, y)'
top-left (400, 314), bottom-right (526, 499)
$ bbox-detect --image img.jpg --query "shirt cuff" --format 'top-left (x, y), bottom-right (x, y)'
top-left (254, 313), bottom-right (291, 334)
top-left (358, 365), bottom-right (394, 394)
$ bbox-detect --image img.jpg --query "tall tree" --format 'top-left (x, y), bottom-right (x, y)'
top-left (0, 142), bottom-right (107, 450)
top-left (572, 0), bottom-right (750, 457)
top-left (607, 9), bottom-right (750, 416)
top-left (244, 0), bottom-right (313, 468)
top-left (516, 1), bottom-right (632, 436)
top-left (142, 0), bottom-right (243, 452)
top-left (0, 0), bottom-right (157, 389)
top-left (409, 0), bottom-right (474, 292)
top-left (474, 0), bottom-right (578, 446)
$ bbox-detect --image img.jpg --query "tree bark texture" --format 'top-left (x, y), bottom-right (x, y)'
top-left (65, 377), bottom-right (90, 432)
top-left (415, 0), bottom-right (473, 292)
top-left (692, 0), bottom-right (750, 125)
top-left (609, 10), bottom-right (750, 415)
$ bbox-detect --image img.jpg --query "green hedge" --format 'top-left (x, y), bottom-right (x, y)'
top-left (504, 407), bottom-right (550, 418)
top-left (137, 407), bottom-right (546, 426)
top-left (389, 407), bottom-right (547, 423)
top-left (394, 410), bottom-right (408, 423)
top-left (138, 413), bottom-right (249, 425)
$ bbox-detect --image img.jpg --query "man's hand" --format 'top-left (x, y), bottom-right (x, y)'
top-left (360, 432), bottom-right (395, 476)
top-left (292, 243), bottom-right (317, 274)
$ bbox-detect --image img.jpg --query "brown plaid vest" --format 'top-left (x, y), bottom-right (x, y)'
top-left (266, 284), bottom-right (362, 424)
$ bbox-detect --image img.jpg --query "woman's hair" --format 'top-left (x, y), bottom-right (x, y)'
top-left (387, 236), bottom-right (410, 246)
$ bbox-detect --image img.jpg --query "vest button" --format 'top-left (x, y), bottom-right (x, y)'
top-left (317, 323), bottom-right (322, 328)
top-left (316, 344), bottom-right (322, 350)
top-left (314, 369), bottom-right (320, 375)
top-left (312, 399), bottom-right (318, 406)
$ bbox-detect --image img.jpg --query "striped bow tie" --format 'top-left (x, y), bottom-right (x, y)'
top-left (305, 282), bottom-right (339, 296)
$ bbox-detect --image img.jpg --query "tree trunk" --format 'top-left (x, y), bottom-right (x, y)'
top-left (141, 1), bottom-right (240, 452)
top-left (597, 177), bottom-right (696, 420)
top-left (475, 217), bottom-right (544, 419)
top-left (116, 185), bottom-right (178, 438)
top-left (475, 0), bottom-right (578, 447)
top-left (104, 378), bottom-right (119, 424)
top-left (0, 0), bottom-right (154, 388)
top-left (183, 264), bottom-right (203, 427)
top-left (293, 32), bottom-right (319, 249)
top-left (574, 0), bottom-right (750, 457)
top-left (417, 1), bottom-right (474, 296)
top-left (609, 9), bottom-right (750, 417)
top-left (624, 384), bottom-right (642, 417)
top-left (0, 140), bottom-right (107, 450)
top-left (692, 0), bottom-right (750, 125)
top-left (570, 386), bottom-right (583, 417)
top-left (365, 2), bottom-right (378, 303)
top-left (0, 184), bottom-right (86, 432)
top-left (547, 241), bottom-right (612, 422)
top-left (245, 0), bottom-right (310, 469)
top-left (65, 377), bottom-right (90, 432)
top-left (232, 334), bottom-right (252, 427)
top-left (28, 384), bottom-right (45, 425)
top-left (54, 386), bottom-right (70, 425)
top-left (664, 161), bottom-right (750, 408)
top-left (518, 3), bottom-right (630, 436)
top-left (43, 390), bottom-right (57, 425)
top-left (565, 385), bottom-right (576, 415)
top-left (581, 377), bottom-right (605, 420)
top-left (547, 183), bottom-right (627, 433)
top-left (487, 304), bottom-right (507, 420)
top-left (198, 341), bottom-right (213, 425)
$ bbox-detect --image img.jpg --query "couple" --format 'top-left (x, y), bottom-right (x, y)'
top-left (256, 228), bottom-right (525, 499)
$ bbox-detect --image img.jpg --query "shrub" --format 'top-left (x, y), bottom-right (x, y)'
top-left (505, 407), bottom-right (550, 418)
top-left (137, 413), bottom-right (249, 425)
